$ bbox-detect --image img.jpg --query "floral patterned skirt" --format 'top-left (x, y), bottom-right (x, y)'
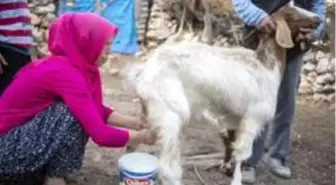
top-left (0, 102), bottom-right (89, 185)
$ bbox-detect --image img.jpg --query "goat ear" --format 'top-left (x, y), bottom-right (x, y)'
top-left (274, 14), bottom-right (295, 48)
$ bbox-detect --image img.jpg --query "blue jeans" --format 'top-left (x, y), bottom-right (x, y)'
top-left (246, 50), bottom-right (303, 167)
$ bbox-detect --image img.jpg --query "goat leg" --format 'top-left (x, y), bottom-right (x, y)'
top-left (184, 152), bottom-right (223, 160)
top-left (219, 129), bottom-right (236, 177)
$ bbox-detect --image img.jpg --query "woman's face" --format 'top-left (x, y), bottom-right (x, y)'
top-left (97, 38), bottom-right (113, 66)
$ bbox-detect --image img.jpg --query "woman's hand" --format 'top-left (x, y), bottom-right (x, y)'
top-left (126, 116), bottom-right (148, 131)
top-left (128, 129), bottom-right (157, 146)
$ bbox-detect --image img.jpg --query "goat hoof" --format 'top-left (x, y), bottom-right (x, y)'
top-left (220, 166), bottom-right (234, 177)
top-left (219, 161), bottom-right (235, 177)
top-left (225, 168), bottom-right (234, 177)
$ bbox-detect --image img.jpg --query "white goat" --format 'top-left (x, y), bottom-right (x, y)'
top-left (122, 2), bottom-right (320, 185)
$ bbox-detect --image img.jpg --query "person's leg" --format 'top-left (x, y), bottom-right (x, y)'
top-left (0, 101), bottom-right (88, 185)
top-left (265, 51), bottom-right (303, 178)
top-left (241, 125), bottom-right (269, 184)
top-left (44, 103), bottom-right (89, 182)
top-left (0, 43), bottom-right (31, 96)
top-left (242, 51), bottom-right (303, 183)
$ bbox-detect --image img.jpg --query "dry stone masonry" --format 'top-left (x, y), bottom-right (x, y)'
top-left (28, 0), bottom-right (335, 107)
top-left (28, 0), bottom-right (57, 58)
top-left (300, 51), bottom-right (335, 106)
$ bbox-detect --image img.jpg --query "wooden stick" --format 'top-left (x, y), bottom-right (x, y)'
top-left (194, 164), bottom-right (210, 185)
top-left (183, 152), bottom-right (223, 160)
top-left (203, 162), bottom-right (222, 171)
top-left (183, 159), bottom-right (222, 169)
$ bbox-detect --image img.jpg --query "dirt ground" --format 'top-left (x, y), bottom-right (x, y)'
top-left (69, 70), bottom-right (335, 185)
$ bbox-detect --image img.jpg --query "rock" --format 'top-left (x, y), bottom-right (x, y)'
top-left (41, 18), bottom-right (50, 28)
top-left (327, 57), bottom-right (335, 73)
top-left (306, 71), bottom-right (317, 83)
top-left (30, 13), bottom-right (41, 26)
top-left (298, 80), bottom-right (314, 95)
top-left (45, 13), bottom-right (56, 22)
top-left (316, 51), bottom-right (329, 60)
top-left (316, 57), bottom-right (330, 74)
top-left (303, 50), bottom-right (316, 63)
top-left (146, 30), bottom-right (158, 39)
top-left (324, 84), bottom-right (335, 93)
top-left (38, 44), bottom-right (49, 56)
top-left (313, 83), bottom-right (335, 93)
top-left (312, 83), bottom-right (324, 93)
top-left (34, 3), bottom-right (55, 14)
top-left (32, 28), bottom-right (44, 43)
top-left (316, 73), bottom-right (335, 85)
top-left (147, 40), bottom-right (158, 48)
top-left (43, 30), bottom-right (49, 41)
top-left (156, 28), bottom-right (172, 40)
top-left (327, 93), bottom-right (335, 102)
top-left (302, 62), bottom-right (316, 74)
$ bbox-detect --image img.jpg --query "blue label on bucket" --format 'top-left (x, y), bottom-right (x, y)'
top-left (119, 169), bottom-right (158, 185)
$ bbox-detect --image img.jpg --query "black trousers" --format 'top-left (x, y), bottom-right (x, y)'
top-left (0, 42), bottom-right (31, 96)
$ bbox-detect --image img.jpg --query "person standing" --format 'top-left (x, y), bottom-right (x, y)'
top-left (0, 0), bottom-right (33, 96)
top-left (232, 0), bottom-right (326, 183)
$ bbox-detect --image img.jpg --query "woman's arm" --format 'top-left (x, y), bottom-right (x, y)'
top-left (101, 105), bottom-right (113, 121)
top-left (107, 111), bottom-right (146, 130)
top-left (48, 67), bottom-right (130, 147)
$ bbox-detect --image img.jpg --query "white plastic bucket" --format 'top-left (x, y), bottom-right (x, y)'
top-left (118, 152), bottom-right (159, 185)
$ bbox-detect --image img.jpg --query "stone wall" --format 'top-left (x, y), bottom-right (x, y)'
top-left (29, 0), bottom-right (154, 57)
top-left (28, 0), bottom-right (57, 58)
top-left (28, 0), bottom-right (335, 107)
top-left (300, 51), bottom-right (335, 106)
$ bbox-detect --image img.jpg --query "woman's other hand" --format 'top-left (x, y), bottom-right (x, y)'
top-left (127, 116), bottom-right (149, 130)
top-left (128, 129), bottom-right (157, 146)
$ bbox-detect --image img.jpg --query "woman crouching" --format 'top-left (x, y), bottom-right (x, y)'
top-left (0, 13), bottom-right (155, 185)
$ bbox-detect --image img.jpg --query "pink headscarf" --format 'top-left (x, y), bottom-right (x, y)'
top-left (48, 12), bottom-right (118, 108)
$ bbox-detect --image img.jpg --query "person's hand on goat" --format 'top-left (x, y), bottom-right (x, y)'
top-left (0, 53), bottom-right (8, 75)
top-left (257, 16), bottom-right (276, 34)
top-left (128, 129), bottom-right (157, 146)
